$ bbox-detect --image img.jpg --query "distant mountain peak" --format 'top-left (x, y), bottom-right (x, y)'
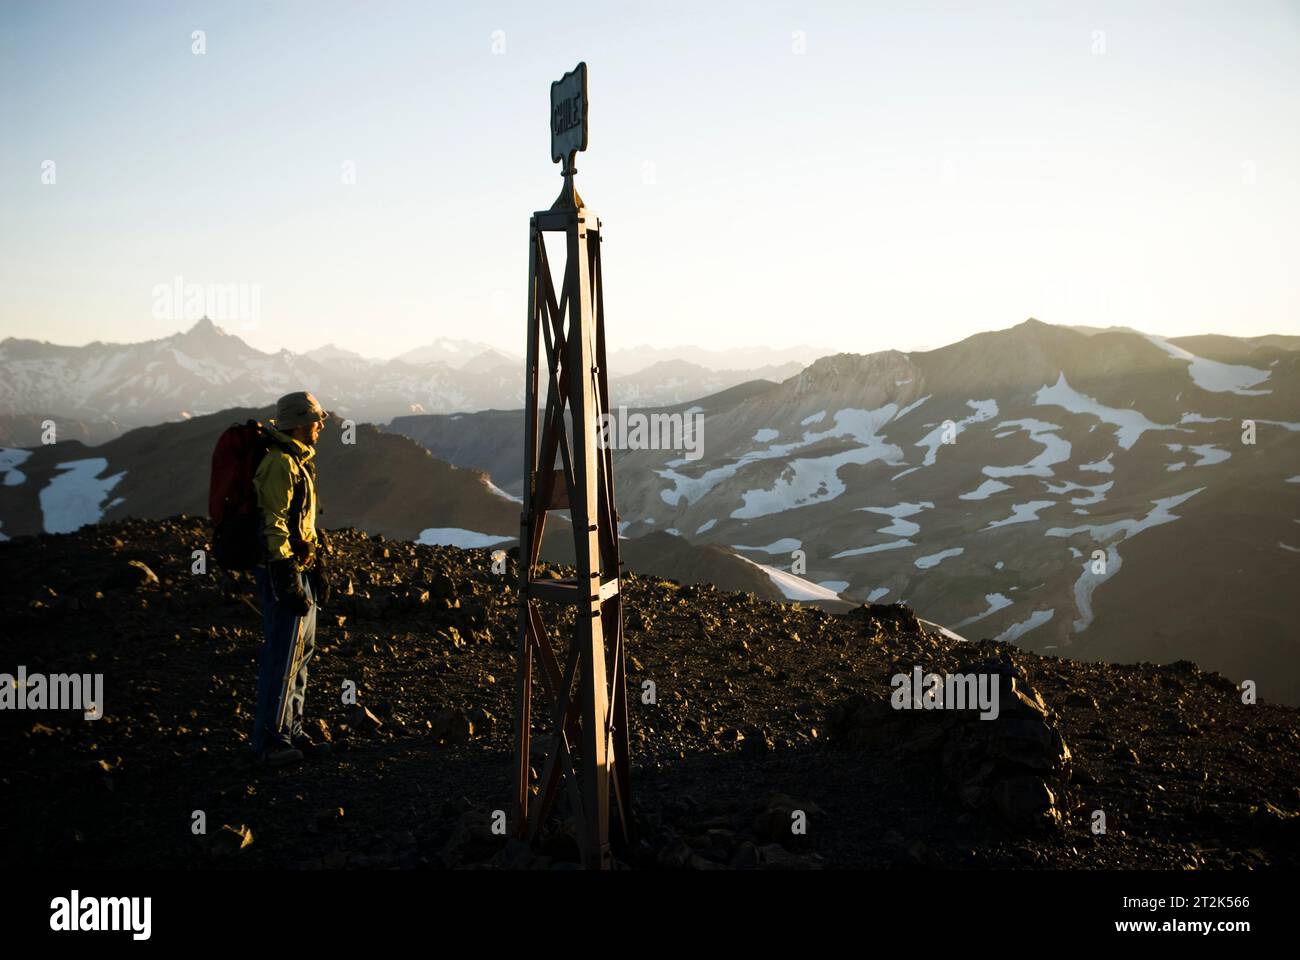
top-left (185, 316), bottom-right (224, 336)
top-left (1010, 317), bottom-right (1055, 334)
top-left (304, 342), bottom-right (378, 368)
top-left (397, 338), bottom-right (519, 369)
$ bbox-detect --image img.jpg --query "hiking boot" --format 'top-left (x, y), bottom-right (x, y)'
top-left (292, 732), bottom-right (331, 757)
top-left (258, 744), bottom-right (304, 767)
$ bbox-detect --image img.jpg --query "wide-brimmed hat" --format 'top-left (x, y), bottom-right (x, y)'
top-left (273, 391), bottom-right (327, 430)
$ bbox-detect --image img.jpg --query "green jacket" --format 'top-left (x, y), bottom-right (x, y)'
top-left (253, 425), bottom-right (319, 563)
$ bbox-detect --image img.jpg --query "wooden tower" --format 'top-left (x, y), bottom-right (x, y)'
top-left (513, 62), bottom-right (633, 869)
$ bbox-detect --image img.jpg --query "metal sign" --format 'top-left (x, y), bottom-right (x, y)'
top-left (550, 62), bottom-right (588, 170)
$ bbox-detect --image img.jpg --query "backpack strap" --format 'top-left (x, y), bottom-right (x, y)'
top-left (287, 461), bottom-right (309, 556)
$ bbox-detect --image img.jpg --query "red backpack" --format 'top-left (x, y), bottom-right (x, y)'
top-left (209, 420), bottom-right (294, 569)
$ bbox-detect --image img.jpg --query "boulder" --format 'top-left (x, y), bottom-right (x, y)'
top-left (102, 560), bottom-right (159, 591)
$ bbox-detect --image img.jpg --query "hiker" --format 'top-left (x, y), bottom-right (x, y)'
top-left (249, 391), bottom-right (333, 766)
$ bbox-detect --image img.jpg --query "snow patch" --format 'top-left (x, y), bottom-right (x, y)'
top-left (1035, 372), bottom-right (1173, 449)
top-left (896, 394), bottom-right (930, 419)
top-left (1173, 444), bottom-right (1231, 469)
top-left (730, 439), bottom-right (902, 519)
top-left (1144, 335), bottom-right (1271, 395)
top-left (752, 428), bottom-right (779, 443)
top-left (1046, 487), bottom-right (1204, 542)
top-left (39, 459), bottom-right (127, 534)
top-left (984, 420), bottom-right (1071, 478)
top-left (731, 537), bottom-right (801, 554)
top-left (919, 620), bottom-right (969, 643)
top-left (486, 479), bottom-right (522, 503)
top-left (1043, 479), bottom-right (1113, 505)
top-left (1068, 543), bottom-right (1121, 632)
top-left (914, 399), bottom-right (998, 467)
top-left (733, 554), bottom-right (847, 602)
top-left (661, 403), bottom-right (906, 513)
top-left (856, 501), bottom-right (934, 538)
top-left (1047, 488), bottom-right (1205, 631)
top-left (952, 593), bottom-right (1014, 628)
top-left (984, 500), bottom-right (1056, 529)
top-left (0, 447), bottom-right (33, 486)
top-left (915, 547), bottom-right (963, 569)
top-left (994, 608), bottom-right (1055, 643)
top-left (416, 528), bottom-right (513, 548)
top-left (959, 479), bottom-right (1011, 501)
top-left (832, 539), bottom-right (914, 559)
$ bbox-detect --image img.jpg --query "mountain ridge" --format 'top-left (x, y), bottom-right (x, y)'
top-left (0, 320), bottom-right (801, 437)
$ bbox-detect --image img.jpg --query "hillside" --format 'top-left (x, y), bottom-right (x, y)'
top-left (379, 321), bottom-right (1300, 705)
top-left (0, 406), bottom-right (525, 545)
top-left (0, 404), bottom-right (830, 607)
top-left (606, 320), bottom-right (1300, 703)
top-left (1, 516), bottom-right (1296, 870)
top-left (0, 413), bottom-right (122, 448)
top-left (386, 379), bottom-right (783, 497)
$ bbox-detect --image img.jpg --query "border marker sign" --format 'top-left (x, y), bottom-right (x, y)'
top-left (550, 62), bottom-right (588, 172)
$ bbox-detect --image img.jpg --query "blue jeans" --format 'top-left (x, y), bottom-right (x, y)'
top-left (251, 565), bottom-right (317, 752)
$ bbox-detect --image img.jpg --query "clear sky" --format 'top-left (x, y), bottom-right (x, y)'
top-left (1, 0), bottom-right (1297, 359)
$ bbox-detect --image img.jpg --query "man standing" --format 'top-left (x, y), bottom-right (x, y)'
top-left (251, 391), bottom-right (332, 767)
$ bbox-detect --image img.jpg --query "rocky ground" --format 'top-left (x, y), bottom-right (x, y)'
top-left (2, 516), bottom-right (1298, 870)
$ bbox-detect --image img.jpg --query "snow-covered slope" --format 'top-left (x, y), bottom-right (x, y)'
top-left (607, 320), bottom-right (1300, 701)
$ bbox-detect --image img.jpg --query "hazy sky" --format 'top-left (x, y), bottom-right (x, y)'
top-left (2, 0), bottom-right (1297, 359)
